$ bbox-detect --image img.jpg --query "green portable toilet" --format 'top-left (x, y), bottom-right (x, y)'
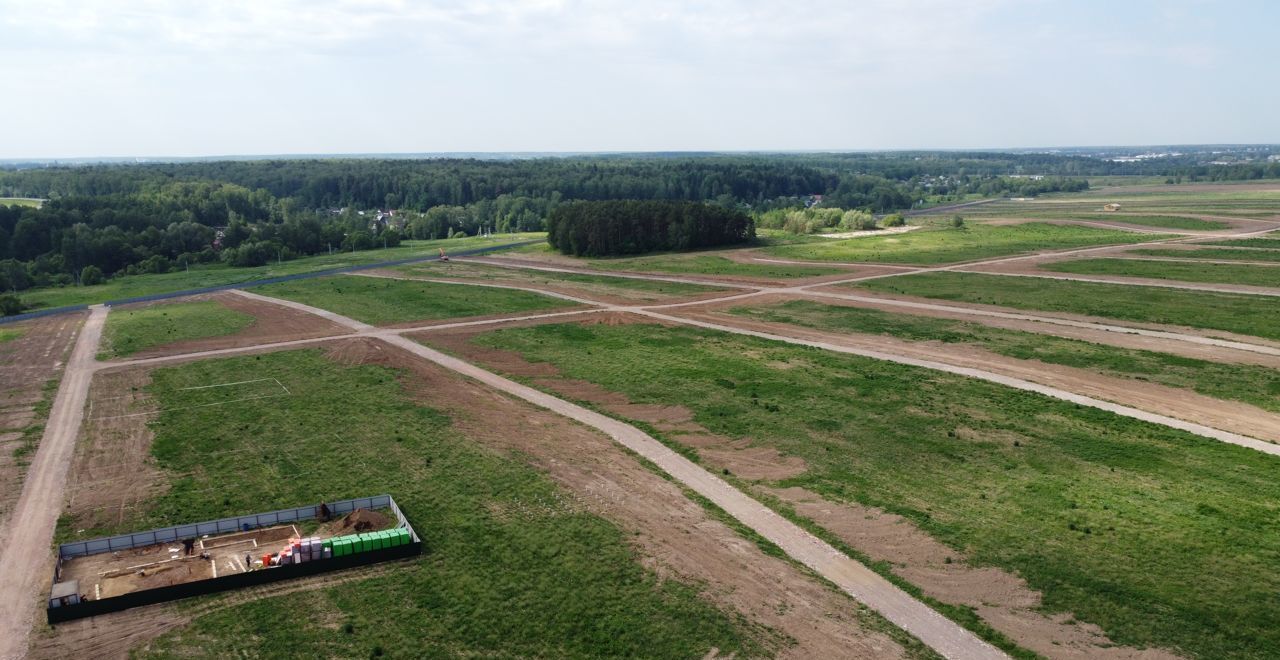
top-left (359, 534), bottom-right (373, 553)
top-left (341, 537), bottom-right (355, 556)
top-left (333, 538), bottom-right (347, 557)
top-left (398, 528), bottom-right (412, 546)
top-left (384, 530), bottom-right (400, 547)
top-left (372, 532), bottom-right (387, 550)
top-left (379, 530), bottom-right (393, 548)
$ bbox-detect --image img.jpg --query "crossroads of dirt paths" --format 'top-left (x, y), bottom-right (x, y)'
top-left (13, 227), bottom-right (1280, 659)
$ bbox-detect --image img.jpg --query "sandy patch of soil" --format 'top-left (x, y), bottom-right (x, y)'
top-left (768, 486), bottom-right (1176, 659)
top-left (321, 337), bottom-right (903, 658)
top-left (118, 292), bottom-right (352, 359)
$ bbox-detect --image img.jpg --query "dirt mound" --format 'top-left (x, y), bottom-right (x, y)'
top-left (333, 508), bottom-right (389, 533)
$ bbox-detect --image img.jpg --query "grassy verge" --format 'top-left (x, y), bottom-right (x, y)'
top-left (98, 301), bottom-right (254, 359)
top-left (92, 349), bottom-right (770, 658)
top-left (1042, 258), bottom-right (1280, 288)
top-left (1202, 236), bottom-right (1280, 249)
top-left (470, 320), bottom-right (1280, 658)
top-left (763, 223), bottom-right (1162, 265)
top-left (855, 271), bottom-right (1280, 341)
top-left (251, 275), bottom-right (573, 326)
top-left (585, 253), bottom-right (843, 279)
top-left (395, 261), bottom-right (725, 298)
top-left (0, 328), bottom-right (21, 342)
top-left (730, 299), bottom-right (1280, 412)
top-left (1059, 214), bottom-right (1228, 230)
top-left (12, 377), bottom-right (58, 465)
top-left (1129, 247), bottom-right (1280, 262)
top-left (18, 235), bottom-right (543, 310)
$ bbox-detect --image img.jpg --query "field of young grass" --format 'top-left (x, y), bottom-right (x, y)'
top-left (17, 235), bottom-right (543, 311)
top-left (856, 272), bottom-right (1280, 341)
top-left (0, 328), bottom-right (20, 342)
top-left (1129, 247), bottom-right (1280, 262)
top-left (0, 197), bottom-right (43, 208)
top-left (80, 349), bottom-right (766, 658)
top-left (586, 253), bottom-right (843, 278)
top-left (1202, 236), bottom-right (1280, 249)
top-left (1060, 214), bottom-right (1228, 230)
top-left (762, 223), bottom-right (1161, 265)
top-left (99, 301), bottom-right (254, 358)
top-left (729, 300), bottom-right (1280, 413)
top-left (1043, 258), bottom-right (1280, 288)
top-left (396, 261), bottom-right (725, 298)
top-left (468, 321), bottom-right (1280, 658)
top-left (251, 275), bottom-right (573, 325)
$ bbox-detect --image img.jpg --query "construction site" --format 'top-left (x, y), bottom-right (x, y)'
top-left (47, 495), bottom-right (420, 623)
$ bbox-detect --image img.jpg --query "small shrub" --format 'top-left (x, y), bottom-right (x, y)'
top-left (881, 213), bottom-right (906, 227)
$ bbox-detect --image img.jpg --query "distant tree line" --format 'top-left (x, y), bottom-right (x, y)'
top-left (547, 200), bottom-right (754, 256)
top-left (0, 151), bottom-right (1211, 309)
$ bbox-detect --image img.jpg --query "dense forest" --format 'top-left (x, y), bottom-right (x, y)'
top-left (547, 200), bottom-right (753, 256)
top-left (0, 150), bottom-right (1271, 310)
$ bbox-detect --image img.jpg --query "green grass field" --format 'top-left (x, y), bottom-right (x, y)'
top-left (99, 301), bottom-right (254, 358)
top-left (396, 261), bottom-right (725, 299)
top-left (1043, 258), bottom-right (1280, 288)
top-left (0, 328), bottom-right (21, 343)
top-left (729, 300), bottom-right (1280, 413)
top-left (585, 253), bottom-right (843, 278)
top-left (762, 223), bottom-right (1161, 265)
top-left (467, 321), bottom-right (1280, 658)
top-left (81, 349), bottom-right (767, 658)
top-left (17, 235), bottom-right (542, 311)
top-left (0, 197), bottom-right (44, 208)
top-left (252, 275), bottom-right (573, 325)
top-left (1129, 247), bottom-right (1280, 262)
top-left (1202, 236), bottom-right (1280, 249)
top-left (856, 272), bottom-right (1280, 340)
top-left (1059, 214), bottom-right (1229, 230)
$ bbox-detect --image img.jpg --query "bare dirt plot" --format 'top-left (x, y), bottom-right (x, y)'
top-left (110, 292), bottom-right (352, 359)
top-left (0, 312), bottom-right (83, 543)
top-left (61, 368), bottom-right (166, 540)
top-left (323, 337), bottom-right (910, 659)
top-left (58, 524), bottom-right (300, 601)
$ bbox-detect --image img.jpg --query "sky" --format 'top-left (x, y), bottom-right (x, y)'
top-left (0, 0), bottom-right (1276, 158)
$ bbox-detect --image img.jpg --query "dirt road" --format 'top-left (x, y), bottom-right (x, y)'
top-left (0, 306), bottom-right (106, 660)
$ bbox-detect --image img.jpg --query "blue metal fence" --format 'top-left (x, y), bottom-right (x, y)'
top-left (57, 494), bottom-right (407, 559)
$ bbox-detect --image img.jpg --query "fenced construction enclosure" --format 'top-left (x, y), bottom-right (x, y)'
top-left (48, 494), bottom-right (421, 623)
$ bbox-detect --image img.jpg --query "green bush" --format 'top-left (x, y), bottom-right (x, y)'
top-left (79, 265), bottom-right (104, 286)
top-left (882, 213), bottom-right (906, 227)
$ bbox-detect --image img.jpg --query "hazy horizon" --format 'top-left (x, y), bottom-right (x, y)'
top-left (2, 0), bottom-right (1277, 159)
